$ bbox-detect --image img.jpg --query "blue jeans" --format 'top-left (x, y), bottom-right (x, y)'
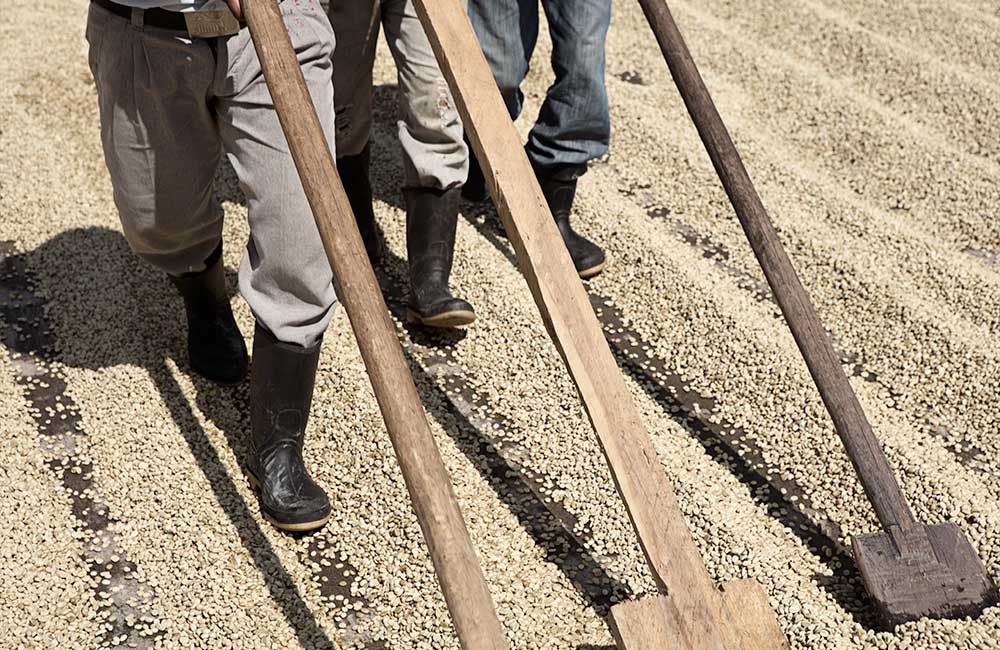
top-left (467, 0), bottom-right (612, 175)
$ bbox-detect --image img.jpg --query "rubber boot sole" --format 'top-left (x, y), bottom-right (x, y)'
top-left (406, 308), bottom-right (477, 328)
top-left (577, 260), bottom-right (606, 280)
top-left (245, 470), bottom-right (331, 532)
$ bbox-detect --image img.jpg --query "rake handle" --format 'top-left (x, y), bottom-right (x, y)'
top-left (410, 0), bottom-right (740, 645)
top-left (638, 0), bottom-right (917, 532)
top-left (241, 2), bottom-right (508, 648)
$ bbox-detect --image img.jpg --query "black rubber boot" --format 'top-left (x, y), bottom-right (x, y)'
top-left (405, 187), bottom-right (476, 328)
top-left (168, 243), bottom-right (249, 385)
top-left (534, 163), bottom-right (607, 279)
top-left (246, 324), bottom-right (331, 532)
top-left (461, 146), bottom-right (489, 203)
top-left (337, 143), bottom-right (383, 266)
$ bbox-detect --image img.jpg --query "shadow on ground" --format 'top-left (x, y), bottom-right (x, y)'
top-left (14, 223), bottom-right (632, 646)
top-left (453, 160), bottom-right (878, 629)
top-left (9, 227), bottom-right (337, 649)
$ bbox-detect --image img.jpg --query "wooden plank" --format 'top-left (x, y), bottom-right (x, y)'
top-left (240, 2), bottom-right (509, 649)
top-left (853, 523), bottom-right (999, 626)
top-left (719, 580), bottom-right (790, 650)
top-left (609, 582), bottom-right (787, 650)
top-left (608, 596), bottom-right (683, 649)
top-left (410, 0), bottom-right (739, 646)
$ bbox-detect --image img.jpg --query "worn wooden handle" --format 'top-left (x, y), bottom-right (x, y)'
top-left (637, 0), bottom-right (915, 531)
top-left (410, 0), bottom-right (736, 646)
top-left (240, 2), bottom-right (508, 648)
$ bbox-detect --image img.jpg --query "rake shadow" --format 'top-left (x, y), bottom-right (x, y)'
top-left (457, 200), bottom-right (878, 629)
top-left (373, 246), bottom-right (633, 619)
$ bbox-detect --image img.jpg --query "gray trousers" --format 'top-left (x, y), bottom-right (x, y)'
top-left (328, 0), bottom-right (467, 191)
top-left (86, 0), bottom-right (338, 347)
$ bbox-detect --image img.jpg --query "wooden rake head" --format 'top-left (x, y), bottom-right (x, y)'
top-left (608, 578), bottom-right (788, 650)
top-left (852, 522), bottom-right (998, 628)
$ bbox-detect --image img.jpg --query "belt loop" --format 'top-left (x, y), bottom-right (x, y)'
top-left (130, 7), bottom-right (145, 30)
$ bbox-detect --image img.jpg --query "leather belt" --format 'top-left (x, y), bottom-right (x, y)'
top-left (92, 0), bottom-right (191, 32)
top-left (91, 0), bottom-right (253, 35)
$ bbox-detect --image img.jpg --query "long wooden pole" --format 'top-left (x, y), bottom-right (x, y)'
top-left (241, 2), bottom-right (508, 648)
top-left (411, 1), bottom-right (744, 647)
top-left (635, 0), bottom-right (917, 533)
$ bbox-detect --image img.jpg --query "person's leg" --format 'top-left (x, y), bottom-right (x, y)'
top-left (218, 0), bottom-right (337, 349)
top-left (529, 0), bottom-right (611, 168)
top-left (383, 0), bottom-right (467, 191)
top-left (382, 0), bottom-right (474, 327)
top-left (463, 0), bottom-right (539, 201)
top-left (466, 0), bottom-right (538, 121)
top-left (528, 0), bottom-right (611, 278)
top-left (216, 0), bottom-right (338, 531)
top-left (86, 4), bottom-right (247, 382)
top-left (329, 0), bottom-right (384, 265)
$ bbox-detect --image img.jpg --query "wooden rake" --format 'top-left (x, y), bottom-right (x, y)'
top-left (635, 0), bottom-right (998, 629)
top-left (242, 2), bottom-right (509, 648)
top-left (410, 0), bottom-right (788, 648)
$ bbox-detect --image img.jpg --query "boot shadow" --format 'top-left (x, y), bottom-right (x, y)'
top-left (8, 226), bottom-right (337, 649)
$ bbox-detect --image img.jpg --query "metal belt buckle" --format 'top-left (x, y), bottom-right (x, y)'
top-left (183, 10), bottom-right (241, 38)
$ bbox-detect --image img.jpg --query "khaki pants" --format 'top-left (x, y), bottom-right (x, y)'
top-left (328, 0), bottom-right (467, 190)
top-left (86, 0), bottom-right (337, 347)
